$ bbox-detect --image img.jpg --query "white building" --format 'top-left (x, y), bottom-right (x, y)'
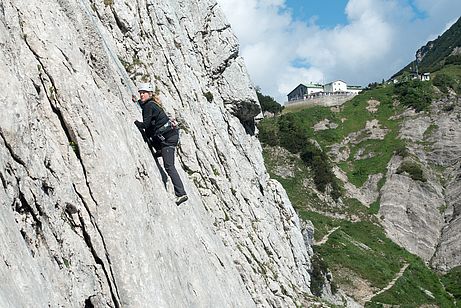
top-left (346, 85), bottom-right (362, 95)
top-left (323, 80), bottom-right (347, 93)
top-left (306, 83), bottom-right (324, 95)
top-left (286, 80), bottom-right (362, 102)
top-left (421, 73), bottom-right (430, 81)
top-left (287, 83), bottom-right (323, 101)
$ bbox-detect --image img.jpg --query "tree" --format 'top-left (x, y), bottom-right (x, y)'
top-left (433, 73), bottom-right (456, 94)
top-left (256, 87), bottom-right (284, 114)
top-left (394, 79), bottom-right (434, 112)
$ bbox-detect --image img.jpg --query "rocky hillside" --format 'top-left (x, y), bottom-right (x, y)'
top-left (259, 80), bottom-right (461, 305)
top-left (380, 97), bottom-right (461, 271)
top-left (258, 16), bottom-right (461, 304)
top-left (0, 1), bottom-right (318, 307)
top-left (393, 16), bottom-right (461, 76)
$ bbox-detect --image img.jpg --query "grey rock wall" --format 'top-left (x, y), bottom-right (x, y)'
top-left (285, 94), bottom-right (357, 109)
top-left (379, 98), bottom-right (461, 270)
top-left (0, 0), bottom-right (313, 307)
top-left (380, 156), bottom-right (445, 262)
top-left (429, 99), bottom-right (461, 271)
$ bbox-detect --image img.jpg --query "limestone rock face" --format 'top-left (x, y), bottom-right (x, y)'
top-left (380, 157), bottom-right (445, 262)
top-left (379, 98), bottom-right (461, 270)
top-left (429, 99), bottom-right (461, 271)
top-left (0, 0), bottom-right (313, 307)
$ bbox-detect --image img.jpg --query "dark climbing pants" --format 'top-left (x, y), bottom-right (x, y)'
top-left (161, 145), bottom-right (186, 197)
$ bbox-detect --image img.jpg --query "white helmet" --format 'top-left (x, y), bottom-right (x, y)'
top-left (138, 83), bottom-right (154, 92)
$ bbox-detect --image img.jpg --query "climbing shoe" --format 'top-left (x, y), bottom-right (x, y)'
top-left (175, 195), bottom-right (188, 205)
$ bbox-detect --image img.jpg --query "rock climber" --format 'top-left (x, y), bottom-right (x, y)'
top-left (134, 83), bottom-right (188, 205)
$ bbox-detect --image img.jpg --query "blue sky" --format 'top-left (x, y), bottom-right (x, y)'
top-left (285, 0), bottom-right (428, 27)
top-left (216, 0), bottom-right (461, 103)
top-left (285, 0), bottom-right (349, 28)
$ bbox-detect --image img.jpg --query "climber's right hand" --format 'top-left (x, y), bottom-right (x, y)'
top-left (134, 120), bottom-right (143, 129)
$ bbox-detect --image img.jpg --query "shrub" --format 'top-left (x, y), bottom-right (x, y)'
top-left (441, 266), bottom-right (461, 301)
top-left (277, 114), bottom-right (308, 153)
top-left (394, 80), bottom-right (434, 112)
top-left (442, 104), bottom-right (454, 112)
top-left (69, 141), bottom-right (79, 157)
top-left (203, 91), bottom-right (213, 102)
top-left (310, 253), bottom-right (330, 297)
top-left (301, 143), bottom-right (341, 198)
top-left (445, 55), bottom-right (461, 66)
top-left (433, 73), bottom-right (455, 94)
top-left (368, 201), bottom-right (380, 215)
top-left (257, 89), bottom-right (284, 114)
top-left (396, 160), bottom-right (426, 182)
top-left (394, 145), bottom-right (409, 157)
top-left (258, 119), bottom-right (279, 146)
top-left (366, 82), bottom-right (379, 90)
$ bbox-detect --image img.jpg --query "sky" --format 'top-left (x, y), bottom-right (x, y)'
top-left (215, 0), bottom-right (461, 103)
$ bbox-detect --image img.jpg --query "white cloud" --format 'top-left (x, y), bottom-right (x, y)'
top-left (216, 0), bottom-right (461, 103)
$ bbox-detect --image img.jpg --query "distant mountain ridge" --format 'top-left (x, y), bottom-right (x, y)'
top-left (393, 16), bottom-right (461, 78)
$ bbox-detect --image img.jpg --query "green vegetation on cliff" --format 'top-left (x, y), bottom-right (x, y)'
top-left (263, 143), bottom-right (456, 306)
top-left (256, 88), bottom-right (284, 114)
top-left (441, 266), bottom-right (461, 306)
top-left (260, 85), bottom-right (407, 189)
top-left (259, 78), bottom-right (458, 306)
top-left (394, 79), bottom-right (434, 111)
top-left (259, 112), bottom-right (341, 199)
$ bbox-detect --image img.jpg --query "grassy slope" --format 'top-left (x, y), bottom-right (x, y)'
top-left (261, 83), bottom-right (458, 306)
top-left (281, 85), bottom-right (405, 187)
top-left (441, 266), bottom-right (461, 307)
top-left (264, 148), bottom-right (455, 307)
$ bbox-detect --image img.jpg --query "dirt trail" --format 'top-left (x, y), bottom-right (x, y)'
top-left (363, 262), bottom-right (410, 303)
top-left (314, 226), bottom-right (340, 245)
